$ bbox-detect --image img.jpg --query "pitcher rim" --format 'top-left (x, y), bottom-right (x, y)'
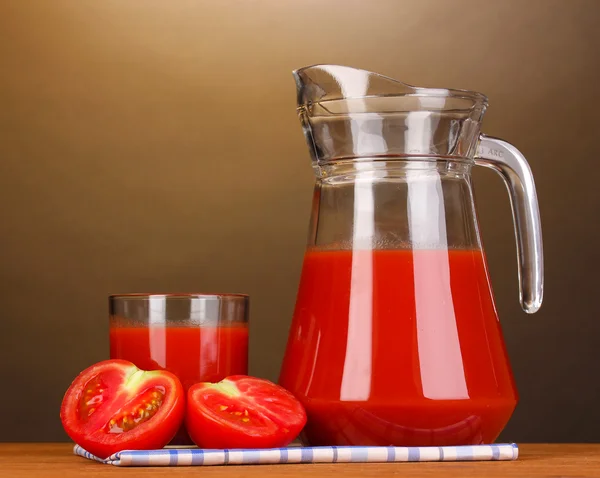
top-left (294, 64), bottom-right (489, 109)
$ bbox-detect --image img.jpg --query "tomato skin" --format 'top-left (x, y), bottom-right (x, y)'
top-left (186, 375), bottom-right (307, 449)
top-left (60, 359), bottom-right (185, 458)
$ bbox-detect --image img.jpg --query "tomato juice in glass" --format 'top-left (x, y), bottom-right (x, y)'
top-left (109, 293), bottom-right (249, 445)
top-left (279, 248), bottom-right (517, 446)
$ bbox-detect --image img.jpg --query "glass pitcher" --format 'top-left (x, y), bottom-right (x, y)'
top-left (279, 65), bottom-right (543, 447)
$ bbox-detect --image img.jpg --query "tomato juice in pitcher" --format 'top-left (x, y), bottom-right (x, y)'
top-left (279, 65), bottom-right (543, 446)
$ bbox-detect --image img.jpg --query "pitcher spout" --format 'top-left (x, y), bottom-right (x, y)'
top-left (293, 64), bottom-right (420, 107)
top-left (293, 64), bottom-right (488, 168)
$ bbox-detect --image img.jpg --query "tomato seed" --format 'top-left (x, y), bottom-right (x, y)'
top-left (105, 387), bottom-right (165, 434)
top-left (79, 375), bottom-right (109, 423)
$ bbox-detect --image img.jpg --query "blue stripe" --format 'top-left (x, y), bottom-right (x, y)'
top-left (300, 447), bottom-right (313, 462)
top-left (223, 449), bottom-right (229, 465)
top-left (280, 448), bottom-right (288, 463)
top-left (169, 449), bottom-right (177, 466)
top-left (456, 446), bottom-right (473, 461)
top-left (332, 447), bottom-right (338, 463)
top-left (350, 447), bottom-right (369, 462)
top-left (242, 451), bottom-right (262, 464)
top-left (387, 447), bottom-right (395, 462)
top-left (492, 445), bottom-right (500, 460)
top-left (139, 452), bottom-right (150, 466)
top-left (407, 447), bottom-right (420, 462)
top-left (439, 446), bottom-right (444, 460)
top-left (191, 450), bottom-right (204, 465)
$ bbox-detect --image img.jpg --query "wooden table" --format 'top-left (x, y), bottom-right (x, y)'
top-left (0, 444), bottom-right (599, 477)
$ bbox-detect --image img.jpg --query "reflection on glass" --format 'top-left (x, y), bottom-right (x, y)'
top-left (407, 170), bottom-right (468, 400)
top-left (148, 296), bottom-right (167, 369)
top-left (340, 177), bottom-right (374, 402)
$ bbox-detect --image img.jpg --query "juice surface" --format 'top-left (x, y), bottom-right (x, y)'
top-left (110, 325), bottom-right (248, 444)
top-left (279, 248), bottom-right (517, 446)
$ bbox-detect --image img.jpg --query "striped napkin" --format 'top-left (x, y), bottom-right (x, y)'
top-left (74, 443), bottom-right (518, 466)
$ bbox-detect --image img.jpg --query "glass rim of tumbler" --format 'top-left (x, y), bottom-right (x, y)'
top-left (109, 293), bottom-right (249, 326)
top-left (109, 292), bottom-right (248, 299)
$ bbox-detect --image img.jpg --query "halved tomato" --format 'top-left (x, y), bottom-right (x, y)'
top-left (186, 375), bottom-right (307, 449)
top-left (60, 359), bottom-right (184, 458)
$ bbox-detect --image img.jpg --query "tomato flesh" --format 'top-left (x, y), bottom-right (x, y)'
top-left (186, 375), bottom-right (307, 449)
top-left (60, 359), bottom-right (184, 458)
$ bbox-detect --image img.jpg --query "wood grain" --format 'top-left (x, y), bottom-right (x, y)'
top-left (0, 444), bottom-right (599, 477)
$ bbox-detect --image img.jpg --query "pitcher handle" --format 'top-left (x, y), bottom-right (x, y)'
top-left (474, 134), bottom-right (544, 314)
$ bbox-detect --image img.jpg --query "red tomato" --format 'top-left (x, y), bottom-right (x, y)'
top-left (60, 359), bottom-right (185, 458)
top-left (186, 375), bottom-right (307, 449)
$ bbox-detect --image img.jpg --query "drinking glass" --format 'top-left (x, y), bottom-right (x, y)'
top-left (109, 293), bottom-right (249, 445)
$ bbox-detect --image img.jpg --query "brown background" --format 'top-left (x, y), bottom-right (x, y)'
top-left (1, 0), bottom-right (598, 442)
